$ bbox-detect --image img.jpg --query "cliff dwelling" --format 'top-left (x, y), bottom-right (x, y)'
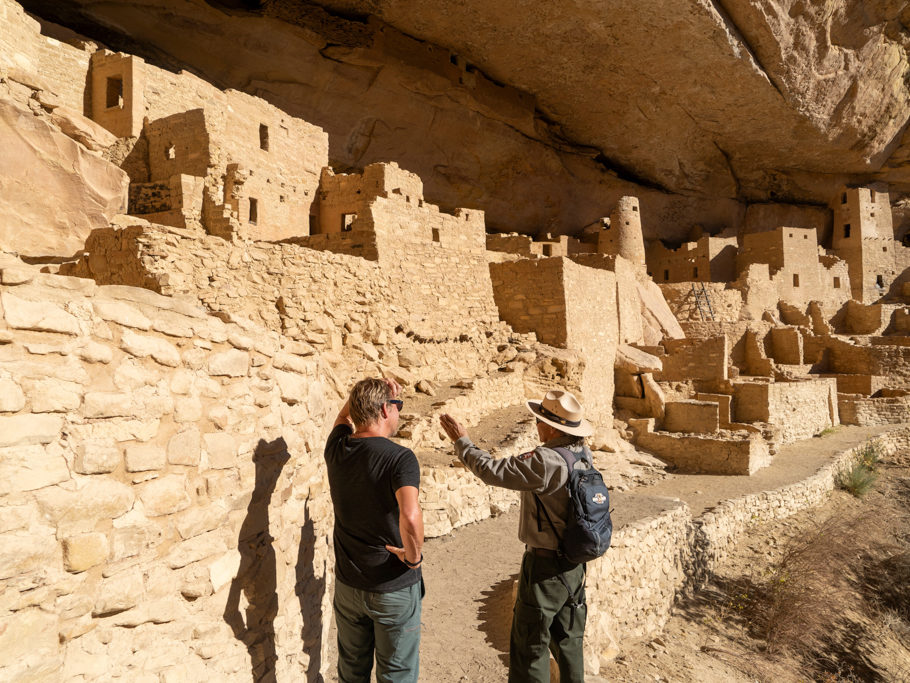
top-left (2, 0), bottom-right (910, 680)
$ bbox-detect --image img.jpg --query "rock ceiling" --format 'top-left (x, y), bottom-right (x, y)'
top-left (18, 0), bottom-right (910, 239)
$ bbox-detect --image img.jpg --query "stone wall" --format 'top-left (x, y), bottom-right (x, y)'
top-left (838, 394), bottom-right (910, 426)
top-left (657, 335), bottom-right (728, 383)
top-left (0, 263), bottom-right (341, 681)
top-left (65, 223), bottom-right (509, 387)
top-left (732, 378), bottom-right (838, 443)
top-left (0, 0), bottom-right (92, 113)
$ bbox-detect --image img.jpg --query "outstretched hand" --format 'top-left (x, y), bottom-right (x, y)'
top-left (439, 414), bottom-right (468, 442)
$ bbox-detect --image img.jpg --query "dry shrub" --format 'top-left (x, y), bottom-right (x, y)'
top-left (751, 515), bottom-right (868, 655)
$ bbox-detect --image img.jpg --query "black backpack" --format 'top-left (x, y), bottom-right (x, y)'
top-left (533, 446), bottom-right (613, 564)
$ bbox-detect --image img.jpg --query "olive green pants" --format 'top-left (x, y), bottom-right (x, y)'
top-left (333, 579), bottom-right (423, 683)
top-left (509, 551), bottom-right (586, 683)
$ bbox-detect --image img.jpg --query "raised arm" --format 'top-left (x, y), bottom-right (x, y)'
top-left (385, 485), bottom-right (424, 569)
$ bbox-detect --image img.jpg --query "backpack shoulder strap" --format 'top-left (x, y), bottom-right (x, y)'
top-left (533, 446), bottom-right (575, 539)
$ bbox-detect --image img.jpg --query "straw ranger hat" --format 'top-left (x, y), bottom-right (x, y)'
top-left (526, 390), bottom-right (594, 437)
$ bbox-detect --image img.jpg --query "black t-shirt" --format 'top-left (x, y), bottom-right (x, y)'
top-left (324, 424), bottom-right (421, 592)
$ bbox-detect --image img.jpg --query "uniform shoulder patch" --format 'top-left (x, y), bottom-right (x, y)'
top-left (517, 451), bottom-right (535, 461)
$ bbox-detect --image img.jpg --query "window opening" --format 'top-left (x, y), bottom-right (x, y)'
top-left (165, 144), bottom-right (176, 160)
top-left (834, 277), bottom-right (841, 289)
top-left (542, 244), bottom-right (553, 257)
top-left (259, 124), bottom-right (269, 151)
top-left (432, 228), bottom-right (440, 243)
top-left (663, 270), bottom-right (669, 281)
top-left (841, 192), bottom-right (847, 204)
top-left (877, 275), bottom-right (885, 288)
top-left (249, 198), bottom-right (258, 225)
top-left (341, 213), bottom-right (355, 232)
top-left (793, 273), bottom-right (800, 287)
top-left (693, 267), bottom-right (698, 278)
top-left (844, 224), bottom-right (851, 238)
top-left (105, 77), bottom-right (123, 109)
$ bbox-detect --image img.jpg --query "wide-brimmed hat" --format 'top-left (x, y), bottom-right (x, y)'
top-left (526, 390), bottom-right (593, 437)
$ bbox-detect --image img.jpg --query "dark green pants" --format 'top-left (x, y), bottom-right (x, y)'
top-left (333, 580), bottom-right (422, 683)
top-left (509, 551), bottom-right (586, 683)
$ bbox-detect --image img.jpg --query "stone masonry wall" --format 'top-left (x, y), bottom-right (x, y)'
top-left (65, 223), bottom-right (510, 388)
top-left (0, 0), bottom-right (92, 114)
top-left (0, 262), bottom-right (341, 681)
top-left (838, 395), bottom-right (910, 426)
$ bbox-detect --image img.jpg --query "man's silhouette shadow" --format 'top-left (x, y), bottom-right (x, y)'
top-left (224, 437), bottom-right (290, 682)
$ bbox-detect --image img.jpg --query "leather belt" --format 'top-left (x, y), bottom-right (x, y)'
top-left (528, 547), bottom-right (559, 558)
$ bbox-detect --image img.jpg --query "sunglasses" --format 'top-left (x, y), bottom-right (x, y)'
top-left (387, 399), bottom-right (404, 410)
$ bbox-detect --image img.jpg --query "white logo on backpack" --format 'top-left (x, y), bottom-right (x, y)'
top-left (592, 493), bottom-right (606, 504)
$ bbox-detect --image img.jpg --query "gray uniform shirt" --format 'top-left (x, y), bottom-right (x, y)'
top-left (454, 434), bottom-right (593, 550)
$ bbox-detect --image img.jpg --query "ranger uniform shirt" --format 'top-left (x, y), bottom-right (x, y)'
top-left (454, 434), bottom-right (593, 550)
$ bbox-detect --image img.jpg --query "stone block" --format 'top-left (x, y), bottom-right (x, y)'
top-left (0, 414), bottom-right (64, 448)
top-left (168, 427), bottom-right (201, 466)
top-left (663, 400), bottom-right (719, 434)
top-left (35, 480), bottom-right (134, 532)
top-left (0, 608), bottom-right (63, 680)
top-left (93, 569), bottom-right (143, 615)
top-left (93, 300), bottom-right (151, 330)
top-left (110, 524), bottom-right (163, 562)
top-left (615, 343), bottom-right (662, 373)
top-left (275, 369), bottom-right (307, 404)
top-left (0, 378), bottom-right (25, 412)
top-left (120, 329), bottom-right (181, 367)
top-left (208, 349), bottom-right (249, 377)
top-left (22, 377), bottom-right (82, 412)
top-left (139, 475), bottom-right (190, 516)
top-left (175, 503), bottom-right (228, 540)
top-left (0, 444), bottom-right (70, 494)
top-left (62, 533), bottom-right (109, 572)
top-left (83, 392), bottom-right (132, 418)
top-left (204, 432), bottom-right (237, 469)
top-left (174, 396), bottom-right (202, 422)
top-left (166, 529), bottom-right (229, 569)
top-left (1, 291), bottom-right (80, 335)
top-left (208, 549), bottom-right (241, 592)
top-left (0, 532), bottom-right (58, 580)
top-left (76, 340), bottom-right (113, 364)
top-left (125, 444), bottom-right (166, 472)
top-left (1, 265), bottom-right (36, 285)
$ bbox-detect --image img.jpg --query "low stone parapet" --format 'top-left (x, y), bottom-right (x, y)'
top-left (635, 430), bottom-right (771, 475)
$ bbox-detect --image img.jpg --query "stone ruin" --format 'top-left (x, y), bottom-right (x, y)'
top-left (3, 0), bottom-right (910, 678)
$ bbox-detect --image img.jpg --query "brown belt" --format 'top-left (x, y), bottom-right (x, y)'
top-left (528, 547), bottom-right (559, 558)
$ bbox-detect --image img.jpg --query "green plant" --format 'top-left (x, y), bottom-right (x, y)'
top-left (837, 461), bottom-right (878, 498)
top-left (857, 443), bottom-right (883, 471)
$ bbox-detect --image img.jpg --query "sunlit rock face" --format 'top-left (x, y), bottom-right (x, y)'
top-left (18, 0), bottom-right (910, 239)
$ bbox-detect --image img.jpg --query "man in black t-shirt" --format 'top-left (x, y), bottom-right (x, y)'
top-left (325, 377), bottom-right (424, 683)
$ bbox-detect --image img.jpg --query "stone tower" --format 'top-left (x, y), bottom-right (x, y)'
top-left (597, 195), bottom-right (645, 266)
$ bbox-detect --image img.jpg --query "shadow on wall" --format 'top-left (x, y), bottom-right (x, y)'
top-left (224, 437), bottom-right (290, 682)
top-left (297, 502), bottom-right (326, 682)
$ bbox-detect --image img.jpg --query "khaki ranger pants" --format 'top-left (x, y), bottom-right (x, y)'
top-left (509, 550), bottom-right (586, 683)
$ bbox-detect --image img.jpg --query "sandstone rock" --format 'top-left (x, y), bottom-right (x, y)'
top-left (275, 368), bottom-right (307, 405)
top-left (83, 392), bottom-right (132, 418)
top-left (397, 348), bottom-right (420, 368)
top-left (1, 290), bottom-right (80, 335)
top-left (203, 432), bottom-right (237, 469)
top-left (416, 379), bottom-right (436, 396)
top-left (120, 329), bottom-right (181, 367)
top-left (139, 475), bottom-right (191, 516)
top-left (174, 396), bottom-right (202, 423)
top-left (125, 444), bottom-right (166, 472)
top-left (0, 532), bottom-right (58, 580)
top-left (93, 568), bottom-right (143, 615)
top-left (175, 502), bottom-right (228, 540)
top-left (77, 340), bottom-right (113, 364)
top-left (208, 549), bottom-right (241, 592)
top-left (49, 105), bottom-right (118, 152)
top-left (615, 343), bottom-right (663, 373)
top-left (168, 427), bottom-right (201, 466)
top-left (74, 438), bottom-right (121, 474)
top-left (0, 96), bottom-right (127, 258)
top-left (0, 413), bottom-right (63, 448)
top-left (0, 378), bottom-right (25, 412)
top-left (36, 480), bottom-right (134, 532)
top-left (165, 529), bottom-right (229, 569)
top-left (207, 349), bottom-right (249, 377)
top-left (62, 532), bottom-right (109, 572)
top-left (1, 265), bottom-right (36, 285)
top-left (93, 299), bottom-right (151, 330)
top-left (0, 443), bottom-right (69, 494)
top-left (0, 608), bottom-right (63, 680)
top-left (22, 377), bottom-right (82, 412)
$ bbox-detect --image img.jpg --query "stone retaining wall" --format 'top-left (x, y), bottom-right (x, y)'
top-left (0, 264), bottom-right (342, 681)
